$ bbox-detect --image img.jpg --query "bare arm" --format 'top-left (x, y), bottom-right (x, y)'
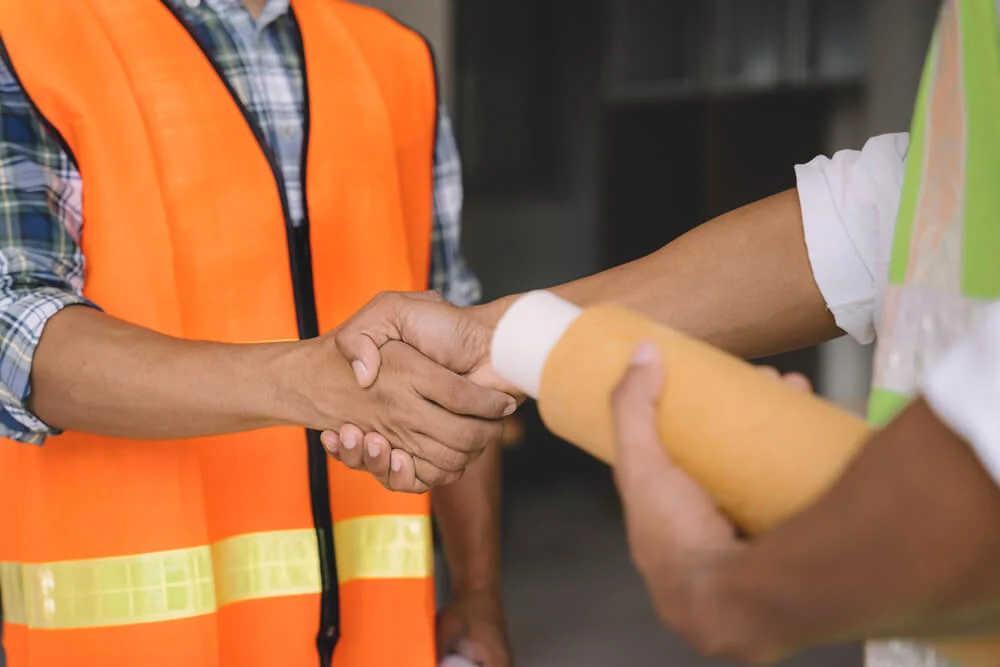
top-left (486, 189), bottom-right (841, 359)
top-left (432, 443), bottom-right (503, 594)
top-left (432, 443), bottom-right (511, 664)
top-left (335, 188), bottom-right (844, 393)
top-left (31, 306), bottom-right (309, 439)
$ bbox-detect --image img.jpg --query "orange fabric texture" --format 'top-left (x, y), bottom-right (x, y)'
top-left (0, 1), bottom-right (437, 665)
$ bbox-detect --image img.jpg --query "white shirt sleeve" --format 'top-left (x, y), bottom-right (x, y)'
top-left (794, 133), bottom-right (910, 344)
top-left (923, 303), bottom-right (1000, 483)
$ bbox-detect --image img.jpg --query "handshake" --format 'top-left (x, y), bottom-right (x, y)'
top-left (299, 291), bottom-right (521, 494)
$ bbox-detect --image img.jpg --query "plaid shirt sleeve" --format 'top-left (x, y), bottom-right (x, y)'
top-left (0, 58), bottom-right (93, 444)
top-left (428, 107), bottom-right (481, 307)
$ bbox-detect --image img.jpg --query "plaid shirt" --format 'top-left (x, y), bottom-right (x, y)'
top-left (0, 0), bottom-right (479, 443)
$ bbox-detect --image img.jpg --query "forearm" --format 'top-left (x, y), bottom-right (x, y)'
top-left (432, 443), bottom-right (503, 593)
top-left (693, 400), bottom-right (1000, 661)
top-left (30, 305), bottom-right (322, 439)
top-left (479, 189), bottom-right (839, 359)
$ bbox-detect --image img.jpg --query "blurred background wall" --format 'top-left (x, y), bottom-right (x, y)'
top-left (356, 2), bottom-right (941, 665)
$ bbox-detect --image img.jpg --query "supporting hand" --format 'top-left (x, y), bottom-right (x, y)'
top-left (610, 342), bottom-right (742, 645)
top-left (610, 343), bottom-right (815, 654)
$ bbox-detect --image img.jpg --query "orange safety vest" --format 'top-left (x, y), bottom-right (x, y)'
top-left (0, 1), bottom-right (438, 666)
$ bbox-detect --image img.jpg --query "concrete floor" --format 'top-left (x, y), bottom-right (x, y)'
top-left (501, 475), bottom-right (862, 667)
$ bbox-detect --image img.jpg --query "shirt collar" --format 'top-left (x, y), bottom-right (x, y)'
top-left (168, 0), bottom-right (292, 24)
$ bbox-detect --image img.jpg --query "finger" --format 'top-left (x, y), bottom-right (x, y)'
top-left (338, 423), bottom-right (366, 470)
top-left (416, 404), bottom-right (504, 461)
top-left (408, 290), bottom-right (446, 303)
top-left (611, 342), bottom-right (671, 497)
top-left (385, 342), bottom-right (506, 458)
top-left (402, 422), bottom-right (478, 473)
top-left (389, 449), bottom-right (429, 494)
top-left (758, 365), bottom-right (781, 380)
top-left (783, 372), bottom-right (813, 393)
top-left (334, 292), bottom-right (407, 388)
top-left (321, 430), bottom-right (342, 462)
top-left (456, 638), bottom-right (490, 665)
top-left (413, 456), bottom-right (464, 489)
top-left (414, 363), bottom-right (517, 420)
top-left (335, 291), bottom-right (463, 388)
top-left (363, 432), bottom-right (392, 487)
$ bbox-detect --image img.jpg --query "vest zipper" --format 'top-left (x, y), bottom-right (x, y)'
top-left (160, 4), bottom-right (340, 665)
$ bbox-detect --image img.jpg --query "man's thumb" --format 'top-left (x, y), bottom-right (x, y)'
top-left (334, 331), bottom-right (382, 388)
top-left (611, 342), bottom-right (668, 473)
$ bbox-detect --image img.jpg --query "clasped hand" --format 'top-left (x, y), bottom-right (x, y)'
top-left (321, 291), bottom-right (521, 493)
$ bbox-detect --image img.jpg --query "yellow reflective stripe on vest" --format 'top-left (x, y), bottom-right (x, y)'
top-left (6, 547), bottom-right (217, 630)
top-left (212, 529), bottom-right (321, 605)
top-left (1, 561), bottom-right (27, 625)
top-left (334, 515), bottom-right (433, 584)
top-left (0, 515), bottom-right (431, 630)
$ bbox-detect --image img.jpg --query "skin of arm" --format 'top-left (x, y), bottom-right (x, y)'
top-left (481, 188), bottom-right (841, 359)
top-left (432, 444), bottom-right (503, 594)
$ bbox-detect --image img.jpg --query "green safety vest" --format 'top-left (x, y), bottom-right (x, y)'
top-left (869, 0), bottom-right (1000, 426)
top-left (866, 1), bottom-right (1000, 665)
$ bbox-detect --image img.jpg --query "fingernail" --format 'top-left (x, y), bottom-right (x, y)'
top-left (367, 441), bottom-right (381, 458)
top-left (391, 453), bottom-right (403, 472)
top-left (351, 360), bottom-right (367, 382)
top-left (630, 341), bottom-right (659, 366)
top-left (343, 432), bottom-right (358, 450)
top-left (503, 399), bottom-right (517, 417)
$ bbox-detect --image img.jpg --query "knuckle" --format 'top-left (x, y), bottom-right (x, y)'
top-left (377, 290), bottom-right (404, 310)
top-left (414, 460), bottom-right (447, 488)
top-left (378, 340), bottom-right (409, 370)
top-left (479, 421), bottom-right (504, 448)
top-left (441, 379), bottom-right (468, 411)
top-left (442, 447), bottom-right (471, 472)
top-left (610, 385), bottom-right (631, 412)
top-left (469, 388), bottom-right (506, 419)
top-left (447, 421), bottom-right (486, 453)
top-left (424, 442), bottom-right (469, 473)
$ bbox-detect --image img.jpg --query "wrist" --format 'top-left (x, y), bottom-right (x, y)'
top-left (268, 337), bottom-right (357, 431)
top-left (470, 296), bottom-right (519, 335)
top-left (449, 566), bottom-right (502, 598)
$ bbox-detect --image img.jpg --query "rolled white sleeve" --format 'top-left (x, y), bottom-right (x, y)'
top-left (795, 133), bottom-right (910, 344)
top-left (924, 302), bottom-right (1000, 483)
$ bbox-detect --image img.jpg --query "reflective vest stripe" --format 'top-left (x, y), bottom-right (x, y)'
top-left (212, 530), bottom-right (320, 606)
top-left (0, 515), bottom-right (431, 631)
top-left (333, 515), bottom-right (433, 584)
top-left (1, 561), bottom-right (26, 625)
top-left (5, 547), bottom-right (216, 630)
